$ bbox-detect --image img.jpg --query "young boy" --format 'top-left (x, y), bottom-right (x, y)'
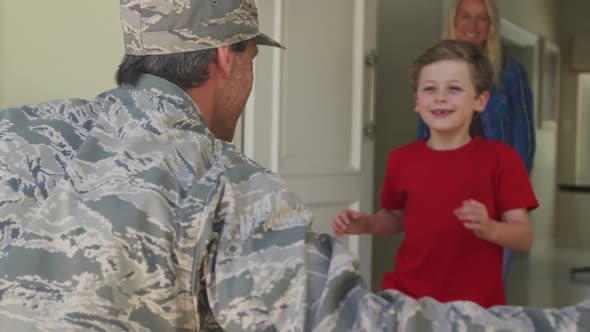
top-left (332, 39), bottom-right (538, 308)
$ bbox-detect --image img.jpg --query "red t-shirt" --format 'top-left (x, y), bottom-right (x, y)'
top-left (380, 136), bottom-right (538, 308)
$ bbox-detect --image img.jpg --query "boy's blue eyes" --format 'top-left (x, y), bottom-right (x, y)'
top-left (422, 86), bottom-right (463, 92)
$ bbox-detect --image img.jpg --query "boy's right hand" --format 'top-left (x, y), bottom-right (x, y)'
top-left (332, 209), bottom-right (368, 237)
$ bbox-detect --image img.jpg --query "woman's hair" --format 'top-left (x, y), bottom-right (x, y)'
top-left (115, 40), bottom-right (250, 89)
top-left (409, 39), bottom-right (494, 96)
top-left (443, 0), bottom-right (501, 84)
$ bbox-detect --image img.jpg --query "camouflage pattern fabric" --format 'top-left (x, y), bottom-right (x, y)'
top-left (0, 74), bottom-right (588, 331)
top-left (120, 0), bottom-right (283, 55)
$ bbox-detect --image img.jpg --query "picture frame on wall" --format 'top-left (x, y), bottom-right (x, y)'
top-left (539, 38), bottom-right (560, 129)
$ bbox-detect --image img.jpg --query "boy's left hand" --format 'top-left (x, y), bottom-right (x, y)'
top-left (453, 199), bottom-right (495, 240)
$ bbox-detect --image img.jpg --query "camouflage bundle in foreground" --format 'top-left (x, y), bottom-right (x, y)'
top-left (0, 74), bottom-right (588, 331)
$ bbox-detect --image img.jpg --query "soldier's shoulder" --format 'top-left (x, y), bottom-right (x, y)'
top-left (218, 146), bottom-right (276, 180)
top-left (1, 97), bottom-right (102, 126)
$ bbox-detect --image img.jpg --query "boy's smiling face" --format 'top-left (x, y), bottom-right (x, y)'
top-left (414, 59), bottom-right (488, 138)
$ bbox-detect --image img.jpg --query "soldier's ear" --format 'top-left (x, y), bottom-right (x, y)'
top-left (215, 45), bottom-right (234, 79)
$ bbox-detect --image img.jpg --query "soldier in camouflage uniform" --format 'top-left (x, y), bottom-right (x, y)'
top-left (0, 0), bottom-right (588, 331)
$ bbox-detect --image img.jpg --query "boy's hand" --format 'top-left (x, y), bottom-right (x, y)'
top-left (453, 199), bottom-right (495, 241)
top-left (332, 209), bottom-right (368, 237)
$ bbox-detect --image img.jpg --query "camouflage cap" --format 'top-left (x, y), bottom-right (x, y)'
top-left (120, 0), bottom-right (284, 55)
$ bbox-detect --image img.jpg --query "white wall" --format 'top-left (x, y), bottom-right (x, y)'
top-left (0, 1), bottom-right (123, 109)
top-left (496, 0), bottom-right (558, 42)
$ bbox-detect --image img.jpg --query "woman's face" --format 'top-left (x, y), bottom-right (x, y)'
top-left (454, 0), bottom-right (491, 49)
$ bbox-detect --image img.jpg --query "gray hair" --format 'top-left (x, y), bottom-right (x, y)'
top-left (115, 40), bottom-right (249, 88)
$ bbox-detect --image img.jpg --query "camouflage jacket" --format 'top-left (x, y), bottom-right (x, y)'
top-left (0, 74), bottom-right (588, 331)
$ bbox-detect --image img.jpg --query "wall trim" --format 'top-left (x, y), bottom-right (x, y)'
top-left (500, 18), bottom-right (539, 46)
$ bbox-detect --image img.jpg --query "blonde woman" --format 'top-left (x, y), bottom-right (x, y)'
top-left (417, 0), bottom-right (536, 286)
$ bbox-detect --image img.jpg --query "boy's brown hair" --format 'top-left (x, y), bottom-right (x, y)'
top-left (410, 39), bottom-right (494, 96)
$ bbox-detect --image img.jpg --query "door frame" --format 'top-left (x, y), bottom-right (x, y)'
top-left (241, 0), bottom-right (376, 286)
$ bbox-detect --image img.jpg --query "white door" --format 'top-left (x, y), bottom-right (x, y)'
top-left (243, 0), bottom-right (378, 285)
